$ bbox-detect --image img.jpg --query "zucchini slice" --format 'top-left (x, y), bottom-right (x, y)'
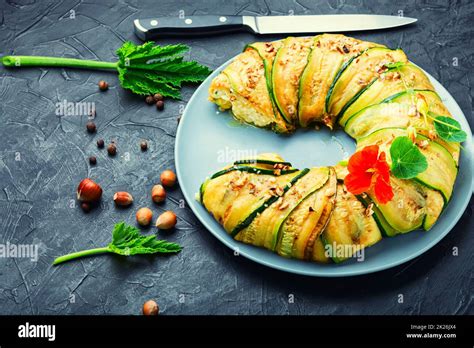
top-left (297, 34), bottom-right (381, 128)
top-left (382, 89), bottom-right (450, 116)
top-left (357, 194), bottom-right (398, 237)
top-left (245, 41), bottom-right (282, 97)
top-left (423, 189), bottom-right (445, 231)
top-left (303, 168), bottom-right (337, 260)
top-left (211, 165), bottom-right (297, 179)
top-left (370, 177), bottom-right (426, 234)
top-left (339, 63), bottom-right (434, 125)
top-left (228, 169), bottom-right (309, 236)
top-left (276, 167), bottom-right (337, 260)
top-left (236, 167), bottom-right (330, 250)
top-left (326, 47), bottom-right (408, 121)
top-left (201, 170), bottom-right (255, 225)
top-left (361, 177), bottom-right (444, 234)
top-left (234, 159), bottom-right (292, 167)
top-left (233, 153), bottom-right (292, 168)
top-left (272, 37), bottom-right (313, 124)
top-left (357, 128), bottom-right (458, 202)
top-left (321, 184), bottom-right (382, 263)
top-left (245, 41), bottom-right (296, 131)
top-left (311, 237), bottom-right (332, 263)
top-left (221, 49), bottom-right (292, 133)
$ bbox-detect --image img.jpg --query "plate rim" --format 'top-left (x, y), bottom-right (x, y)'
top-left (175, 55), bottom-right (473, 277)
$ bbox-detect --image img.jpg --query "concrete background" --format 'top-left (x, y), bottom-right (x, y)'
top-left (0, 0), bottom-right (472, 314)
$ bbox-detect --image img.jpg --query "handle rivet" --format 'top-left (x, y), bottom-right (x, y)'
top-left (219, 16), bottom-right (227, 22)
top-left (150, 20), bottom-right (158, 26)
top-left (185, 18), bottom-right (193, 24)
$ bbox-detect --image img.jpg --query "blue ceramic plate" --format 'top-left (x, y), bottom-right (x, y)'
top-left (175, 57), bottom-right (473, 277)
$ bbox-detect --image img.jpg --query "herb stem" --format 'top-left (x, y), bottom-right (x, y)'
top-left (427, 112), bottom-right (461, 130)
top-left (53, 246), bottom-right (110, 265)
top-left (2, 56), bottom-right (118, 70)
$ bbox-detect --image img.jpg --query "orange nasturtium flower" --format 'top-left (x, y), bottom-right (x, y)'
top-left (344, 145), bottom-right (394, 204)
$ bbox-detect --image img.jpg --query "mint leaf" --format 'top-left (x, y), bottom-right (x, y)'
top-left (431, 113), bottom-right (467, 143)
top-left (53, 222), bottom-right (181, 265)
top-left (109, 222), bottom-right (182, 255)
top-left (390, 136), bottom-right (428, 179)
top-left (117, 41), bottom-right (212, 98)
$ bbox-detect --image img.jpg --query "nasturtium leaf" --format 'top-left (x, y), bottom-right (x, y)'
top-left (430, 113), bottom-right (467, 143)
top-left (390, 136), bottom-right (428, 179)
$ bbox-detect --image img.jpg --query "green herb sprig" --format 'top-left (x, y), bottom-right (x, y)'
top-left (53, 222), bottom-right (181, 265)
top-left (2, 41), bottom-right (212, 99)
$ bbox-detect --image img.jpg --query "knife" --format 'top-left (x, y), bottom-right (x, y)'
top-left (134, 14), bottom-right (417, 41)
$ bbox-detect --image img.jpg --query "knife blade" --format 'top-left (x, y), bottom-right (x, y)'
top-left (134, 14), bottom-right (417, 41)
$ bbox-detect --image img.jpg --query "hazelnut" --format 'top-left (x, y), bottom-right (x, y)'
top-left (98, 80), bottom-right (108, 91)
top-left (113, 191), bottom-right (134, 206)
top-left (97, 139), bottom-right (105, 148)
top-left (86, 121), bottom-right (96, 133)
top-left (151, 184), bottom-right (166, 203)
top-left (89, 156), bottom-right (97, 165)
top-left (160, 170), bottom-right (176, 187)
top-left (153, 93), bottom-right (164, 102)
top-left (107, 143), bottom-right (117, 156)
top-left (155, 211), bottom-right (177, 230)
top-left (156, 100), bottom-right (164, 111)
top-left (140, 141), bottom-right (148, 151)
top-left (136, 207), bottom-right (153, 226)
top-left (145, 95), bottom-right (155, 105)
top-left (81, 202), bottom-right (92, 213)
top-left (143, 300), bottom-right (159, 315)
top-left (77, 178), bottom-right (102, 202)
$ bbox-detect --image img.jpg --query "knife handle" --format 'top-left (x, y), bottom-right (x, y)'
top-left (134, 16), bottom-right (252, 40)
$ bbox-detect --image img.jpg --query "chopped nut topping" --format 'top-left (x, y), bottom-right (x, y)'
top-left (407, 104), bottom-right (417, 117)
top-left (273, 163), bottom-right (290, 170)
top-left (264, 44), bottom-right (275, 53)
top-left (365, 203), bottom-right (374, 217)
top-left (322, 115), bottom-right (333, 128)
top-left (417, 139), bottom-right (429, 149)
top-left (278, 200), bottom-right (290, 210)
top-left (269, 186), bottom-right (284, 197)
top-left (376, 64), bottom-right (388, 74)
top-left (325, 187), bottom-right (336, 197)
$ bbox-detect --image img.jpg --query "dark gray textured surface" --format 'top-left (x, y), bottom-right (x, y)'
top-left (0, 0), bottom-right (472, 315)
